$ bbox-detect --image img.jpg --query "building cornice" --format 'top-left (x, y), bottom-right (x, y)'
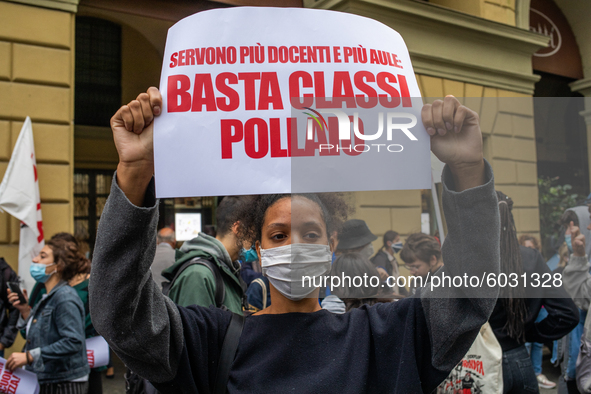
top-left (306, 0), bottom-right (548, 94)
top-left (571, 78), bottom-right (591, 98)
top-left (4, 0), bottom-right (78, 12)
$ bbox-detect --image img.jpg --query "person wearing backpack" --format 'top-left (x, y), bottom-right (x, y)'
top-left (0, 257), bottom-right (20, 357)
top-left (161, 195), bottom-right (250, 312)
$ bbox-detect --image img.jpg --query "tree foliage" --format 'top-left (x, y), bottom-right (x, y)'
top-left (538, 177), bottom-right (579, 257)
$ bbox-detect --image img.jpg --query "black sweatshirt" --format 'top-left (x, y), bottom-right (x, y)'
top-left (157, 299), bottom-right (451, 393)
top-left (488, 245), bottom-right (579, 351)
top-left (90, 162), bottom-right (501, 393)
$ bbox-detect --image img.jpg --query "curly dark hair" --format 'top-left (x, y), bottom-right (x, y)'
top-left (217, 195), bottom-right (257, 237)
top-left (50, 232), bottom-right (78, 245)
top-left (47, 238), bottom-right (91, 281)
top-left (238, 192), bottom-right (351, 244)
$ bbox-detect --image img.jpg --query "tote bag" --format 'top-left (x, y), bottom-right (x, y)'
top-left (437, 322), bottom-right (503, 394)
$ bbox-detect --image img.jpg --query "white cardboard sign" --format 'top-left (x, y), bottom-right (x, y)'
top-left (86, 336), bottom-right (110, 368)
top-left (154, 7), bottom-right (430, 197)
top-left (0, 358), bottom-right (39, 394)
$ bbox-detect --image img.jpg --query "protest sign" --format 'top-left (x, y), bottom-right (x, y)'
top-left (154, 7), bottom-right (429, 197)
top-left (86, 336), bottom-right (110, 368)
top-left (0, 358), bottom-right (39, 394)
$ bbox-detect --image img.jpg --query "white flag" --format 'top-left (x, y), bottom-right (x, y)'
top-left (0, 117), bottom-right (44, 291)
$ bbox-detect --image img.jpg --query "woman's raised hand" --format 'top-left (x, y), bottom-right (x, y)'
top-left (111, 87), bottom-right (162, 206)
top-left (422, 95), bottom-right (485, 191)
top-left (570, 221), bottom-right (586, 257)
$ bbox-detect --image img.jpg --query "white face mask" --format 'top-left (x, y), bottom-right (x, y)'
top-left (260, 243), bottom-right (332, 301)
top-left (360, 243), bottom-right (374, 259)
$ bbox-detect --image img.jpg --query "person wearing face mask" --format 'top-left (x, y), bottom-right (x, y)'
top-left (7, 238), bottom-right (89, 393)
top-left (90, 89), bottom-right (505, 392)
top-left (27, 232), bottom-right (105, 393)
top-left (546, 210), bottom-right (587, 272)
top-left (240, 244), bottom-right (272, 312)
top-left (371, 231), bottom-right (408, 295)
top-left (562, 208), bottom-right (591, 257)
top-left (239, 243), bottom-right (263, 286)
top-left (371, 230), bottom-right (402, 277)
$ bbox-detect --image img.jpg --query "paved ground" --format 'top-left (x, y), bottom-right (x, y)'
top-left (99, 347), bottom-right (562, 394)
top-left (101, 353), bottom-right (126, 394)
top-left (540, 350), bottom-right (560, 394)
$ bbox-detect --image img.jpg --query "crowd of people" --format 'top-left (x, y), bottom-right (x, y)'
top-left (1, 87), bottom-right (591, 394)
top-left (88, 87), bottom-right (591, 393)
top-left (1, 196), bottom-right (587, 394)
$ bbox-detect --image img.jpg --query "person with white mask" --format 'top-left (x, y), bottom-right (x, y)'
top-left (89, 88), bottom-right (501, 393)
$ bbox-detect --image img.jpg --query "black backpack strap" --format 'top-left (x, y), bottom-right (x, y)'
top-left (163, 258), bottom-right (225, 308)
top-left (214, 313), bottom-right (244, 394)
top-left (237, 274), bottom-right (249, 311)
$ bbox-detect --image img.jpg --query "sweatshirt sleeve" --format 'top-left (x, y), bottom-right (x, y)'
top-left (563, 254), bottom-right (591, 311)
top-left (420, 160), bottom-right (500, 371)
top-left (89, 173), bottom-right (185, 383)
top-left (525, 250), bottom-right (579, 342)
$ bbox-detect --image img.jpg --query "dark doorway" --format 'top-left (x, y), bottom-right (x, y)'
top-left (533, 71), bottom-right (588, 197)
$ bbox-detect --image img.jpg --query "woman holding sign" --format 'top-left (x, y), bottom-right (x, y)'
top-left (7, 238), bottom-right (90, 394)
top-left (89, 87), bottom-right (500, 393)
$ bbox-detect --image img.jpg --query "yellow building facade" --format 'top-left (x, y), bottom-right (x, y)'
top-left (0, 1), bottom-right (76, 266)
top-left (307, 0), bottom-right (548, 255)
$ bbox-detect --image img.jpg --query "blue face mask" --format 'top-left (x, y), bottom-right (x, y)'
top-left (30, 262), bottom-right (56, 283)
top-left (241, 247), bottom-right (258, 263)
top-left (565, 234), bottom-right (573, 253)
top-left (392, 242), bottom-right (403, 253)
